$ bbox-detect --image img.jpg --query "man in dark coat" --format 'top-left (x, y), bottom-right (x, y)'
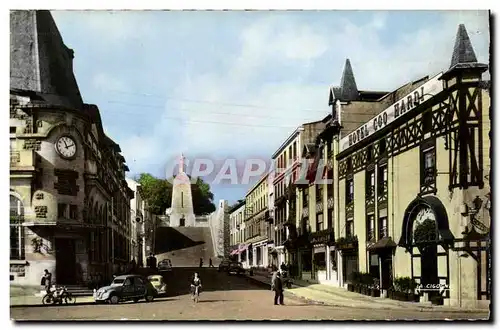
top-left (272, 271), bottom-right (284, 305)
top-left (41, 269), bottom-right (52, 293)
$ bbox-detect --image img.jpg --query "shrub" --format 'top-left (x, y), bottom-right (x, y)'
top-left (393, 276), bottom-right (417, 294)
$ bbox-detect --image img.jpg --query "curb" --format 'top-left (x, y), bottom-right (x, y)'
top-left (10, 301), bottom-right (96, 308)
top-left (245, 275), bottom-right (489, 315)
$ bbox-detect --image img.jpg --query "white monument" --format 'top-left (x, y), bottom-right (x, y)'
top-left (168, 153), bottom-right (196, 227)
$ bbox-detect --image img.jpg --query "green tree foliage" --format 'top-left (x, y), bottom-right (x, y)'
top-left (136, 173), bottom-right (216, 215)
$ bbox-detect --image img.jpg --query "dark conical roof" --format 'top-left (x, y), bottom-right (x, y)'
top-left (340, 59), bottom-right (359, 101)
top-left (450, 24), bottom-right (478, 68)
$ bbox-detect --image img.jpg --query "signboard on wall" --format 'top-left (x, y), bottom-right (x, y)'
top-left (339, 72), bottom-right (444, 152)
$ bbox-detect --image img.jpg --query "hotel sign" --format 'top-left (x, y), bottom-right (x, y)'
top-left (339, 72), bottom-right (444, 152)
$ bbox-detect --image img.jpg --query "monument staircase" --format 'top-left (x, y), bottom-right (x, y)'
top-left (154, 226), bottom-right (219, 267)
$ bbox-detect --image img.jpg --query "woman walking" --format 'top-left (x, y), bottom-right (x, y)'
top-left (190, 272), bottom-right (202, 303)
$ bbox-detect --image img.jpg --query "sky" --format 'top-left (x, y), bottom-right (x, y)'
top-left (50, 10), bottom-right (490, 205)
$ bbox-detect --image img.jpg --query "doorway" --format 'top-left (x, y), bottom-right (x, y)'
top-left (180, 216), bottom-right (185, 227)
top-left (380, 253), bottom-right (393, 290)
top-left (55, 238), bottom-right (77, 284)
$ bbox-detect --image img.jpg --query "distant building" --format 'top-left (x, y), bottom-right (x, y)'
top-left (228, 200), bottom-right (246, 262)
top-left (9, 10), bottom-right (133, 286)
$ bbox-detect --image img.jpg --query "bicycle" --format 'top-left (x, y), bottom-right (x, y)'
top-left (42, 286), bottom-right (76, 305)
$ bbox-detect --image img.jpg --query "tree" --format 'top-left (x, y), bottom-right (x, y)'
top-left (136, 173), bottom-right (216, 215)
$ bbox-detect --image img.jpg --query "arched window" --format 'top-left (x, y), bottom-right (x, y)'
top-left (10, 194), bottom-right (25, 260)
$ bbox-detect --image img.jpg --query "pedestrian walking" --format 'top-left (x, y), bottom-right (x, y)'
top-left (40, 269), bottom-right (52, 293)
top-left (272, 271), bottom-right (284, 305)
top-left (199, 257), bottom-right (203, 268)
top-left (209, 258), bottom-right (214, 268)
top-left (190, 272), bottom-right (202, 303)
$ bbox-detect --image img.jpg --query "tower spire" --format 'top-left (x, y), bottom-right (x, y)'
top-left (340, 58), bottom-right (359, 101)
top-left (450, 24), bottom-right (478, 68)
top-left (179, 153), bottom-right (185, 174)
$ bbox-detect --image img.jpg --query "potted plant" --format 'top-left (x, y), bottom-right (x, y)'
top-left (347, 271), bottom-right (361, 292)
top-left (391, 277), bottom-right (418, 301)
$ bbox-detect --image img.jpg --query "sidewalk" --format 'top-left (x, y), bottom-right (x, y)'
top-left (10, 295), bottom-right (95, 307)
top-left (245, 273), bottom-right (489, 314)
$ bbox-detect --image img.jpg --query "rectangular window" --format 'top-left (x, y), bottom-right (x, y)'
top-left (366, 145), bottom-right (373, 162)
top-left (366, 214), bottom-right (375, 241)
top-left (346, 178), bottom-right (354, 204)
top-left (379, 138), bottom-right (387, 155)
top-left (69, 205), bottom-right (78, 220)
top-left (366, 170), bottom-right (375, 198)
top-left (327, 208), bottom-right (333, 229)
top-left (303, 189), bottom-right (309, 207)
top-left (377, 164), bottom-right (388, 196)
top-left (316, 213), bottom-right (324, 231)
top-left (379, 215), bottom-right (388, 238)
top-left (347, 157), bottom-right (353, 171)
top-left (10, 126), bottom-right (16, 134)
top-left (422, 111), bottom-right (432, 133)
top-left (346, 218), bottom-right (354, 237)
top-left (421, 145), bottom-right (436, 185)
top-left (58, 203), bottom-right (67, 219)
top-left (316, 184), bottom-right (323, 202)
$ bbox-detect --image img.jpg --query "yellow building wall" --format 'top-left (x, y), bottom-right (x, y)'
top-left (391, 147), bottom-right (420, 278)
top-left (353, 171), bottom-right (366, 272)
top-left (338, 178), bottom-right (346, 238)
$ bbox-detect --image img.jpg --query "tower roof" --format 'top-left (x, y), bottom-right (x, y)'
top-left (339, 59), bottom-right (359, 101)
top-left (450, 24), bottom-right (478, 68)
top-left (10, 10), bottom-right (83, 109)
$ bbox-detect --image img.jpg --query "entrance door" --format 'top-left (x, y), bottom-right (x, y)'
top-left (420, 245), bottom-right (438, 298)
top-left (380, 253), bottom-right (393, 290)
top-left (55, 238), bottom-right (77, 284)
top-left (342, 253), bottom-right (359, 283)
top-left (179, 217), bottom-right (185, 227)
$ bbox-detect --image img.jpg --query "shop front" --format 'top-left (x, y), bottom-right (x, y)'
top-left (309, 228), bottom-right (336, 284)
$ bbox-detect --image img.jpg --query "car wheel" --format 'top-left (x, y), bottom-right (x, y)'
top-left (109, 295), bottom-right (119, 304)
top-left (145, 294), bottom-right (154, 302)
top-left (133, 298), bottom-right (140, 303)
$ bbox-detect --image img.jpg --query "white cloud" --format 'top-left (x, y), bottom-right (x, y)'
top-left (113, 11), bottom-right (489, 174)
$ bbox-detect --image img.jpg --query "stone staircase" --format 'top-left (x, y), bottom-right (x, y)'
top-left (155, 227), bottom-right (217, 267)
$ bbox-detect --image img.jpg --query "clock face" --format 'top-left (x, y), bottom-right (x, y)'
top-left (55, 136), bottom-right (77, 159)
top-left (413, 206), bottom-right (436, 228)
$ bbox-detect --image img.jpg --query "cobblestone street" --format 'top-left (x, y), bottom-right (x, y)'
top-left (10, 269), bottom-right (489, 321)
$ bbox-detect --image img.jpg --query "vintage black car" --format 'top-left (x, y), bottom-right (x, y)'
top-left (218, 259), bottom-right (231, 272)
top-left (227, 262), bottom-right (245, 275)
top-left (94, 274), bottom-right (157, 304)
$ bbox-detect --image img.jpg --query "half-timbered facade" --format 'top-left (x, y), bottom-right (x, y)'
top-left (323, 24), bottom-right (490, 309)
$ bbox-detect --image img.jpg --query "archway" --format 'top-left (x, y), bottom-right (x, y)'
top-left (398, 195), bottom-right (454, 302)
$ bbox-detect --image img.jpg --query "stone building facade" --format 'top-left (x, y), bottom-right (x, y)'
top-left (229, 200), bottom-right (246, 262)
top-left (289, 24), bottom-right (490, 309)
top-left (9, 10), bottom-right (134, 286)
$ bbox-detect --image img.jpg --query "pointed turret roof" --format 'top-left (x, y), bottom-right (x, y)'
top-left (339, 59), bottom-right (359, 101)
top-left (450, 24), bottom-right (478, 68)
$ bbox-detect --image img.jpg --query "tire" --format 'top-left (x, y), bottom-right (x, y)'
top-left (42, 294), bottom-right (53, 305)
top-left (109, 295), bottom-right (119, 304)
top-left (64, 293), bottom-right (76, 304)
top-left (145, 294), bottom-right (154, 302)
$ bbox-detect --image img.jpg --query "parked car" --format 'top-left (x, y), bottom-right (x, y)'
top-left (218, 259), bottom-right (231, 272)
top-left (158, 259), bottom-right (172, 272)
top-left (93, 274), bottom-right (157, 304)
top-left (227, 262), bottom-right (245, 275)
top-left (148, 275), bottom-right (167, 295)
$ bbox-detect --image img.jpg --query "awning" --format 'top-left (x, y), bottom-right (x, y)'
top-left (229, 249), bottom-right (239, 256)
top-left (367, 237), bottom-right (398, 251)
top-left (238, 243), bottom-right (249, 253)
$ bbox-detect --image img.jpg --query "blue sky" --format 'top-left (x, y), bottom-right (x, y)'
top-left (51, 10), bottom-right (490, 205)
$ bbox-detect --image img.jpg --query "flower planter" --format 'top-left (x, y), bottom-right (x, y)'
top-left (347, 284), bottom-right (354, 292)
top-left (431, 296), bottom-right (444, 305)
top-left (370, 289), bottom-right (381, 297)
top-left (408, 294), bottom-right (420, 302)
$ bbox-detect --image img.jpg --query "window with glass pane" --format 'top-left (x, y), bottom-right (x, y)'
top-left (316, 184), bottom-right (323, 201)
top-left (346, 218), bottom-right (354, 237)
top-left (366, 170), bottom-right (375, 197)
top-left (10, 195), bottom-right (25, 260)
top-left (346, 178), bottom-right (354, 203)
top-left (366, 214), bottom-right (375, 240)
top-left (316, 213), bottom-right (324, 231)
top-left (327, 209), bottom-right (333, 229)
top-left (378, 165), bottom-right (388, 195)
top-left (303, 189), bottom-right (309, 207)
top-left (379, 216), bottom-right (388, 238)
top-left (422, 148), bottom-right (436, 184)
